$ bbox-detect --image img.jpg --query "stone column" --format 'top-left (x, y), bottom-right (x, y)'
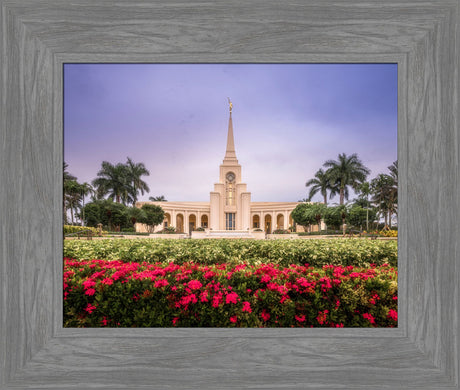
top-left (171, 210), bottom-right (176, 230)
top-left (184, 211), bottom-right (189, 234)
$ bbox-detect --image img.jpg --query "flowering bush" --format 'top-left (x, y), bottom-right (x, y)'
top-left (365, 230), bottom-right (398, 237)
top-left (64, 258), bottom-right (398, 328)
top-left (64, 238), bottom-right (397, 268)
top-left (379, 230), bottom-right (398, 237)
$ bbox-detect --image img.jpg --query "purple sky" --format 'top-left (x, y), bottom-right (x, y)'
top-left (64, 63), bottom-right (397, 203)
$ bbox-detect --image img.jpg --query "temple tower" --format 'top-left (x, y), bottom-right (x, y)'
top-left (210, 100), bottom-right (251, 230)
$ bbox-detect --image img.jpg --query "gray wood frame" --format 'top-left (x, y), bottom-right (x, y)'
top-left (1, 0), bottom-right (458, 388)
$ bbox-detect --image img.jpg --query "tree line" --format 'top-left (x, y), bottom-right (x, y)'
top-left (295, 153), bottom-right (397, 231)
top-left (64, 159), bottom-right (166, 230)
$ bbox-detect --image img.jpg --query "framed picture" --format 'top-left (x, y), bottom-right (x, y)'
top-left (1, 1), bottom-right (458, 388)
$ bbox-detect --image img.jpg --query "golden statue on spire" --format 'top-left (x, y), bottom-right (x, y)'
top-left (227, 97), bottom-right (233, 113)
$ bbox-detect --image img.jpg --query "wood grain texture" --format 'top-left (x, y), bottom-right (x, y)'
top-left (1, 0), bottom-right (459, 388)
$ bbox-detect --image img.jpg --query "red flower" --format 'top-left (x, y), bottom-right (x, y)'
top-left (82, 279), bottom-right (96, 289)
top-left (200, 290), bottom-right (209, 302)
top-left (84, 303), bottom-right (96, 314)
top-left (362, 313), bottom-right (375, 324)
top-left (295, 314), bottom-right (306, 322)
top-left (230, 315), bottom-right (237, 323)
top-left (387, 309), bottom-right (398, 321)
top-left (316, 310), bottom-right (329, 325)
top-left (204, 271), bottom-right (216, 279)
top-left (101, 278), bottom-right (113, 285)
top-left (260, 274), bottom-right (271, 283)
top-left (212, 292), bottom-right (223, 308)
top-left (261, 310), bottom-right (270, 322)
top-left (225, 291), bottom-right (239, 305)
top-left (154, 279), bottom-right (169, 288)
top-left (242, 301), bottom-right (252, 313)
top-left (187, 279), bottom-right (203, 290)
top-left (280, 296), bottom-right (288, 304)
top-left (85, 288), bottom-right (96, 296)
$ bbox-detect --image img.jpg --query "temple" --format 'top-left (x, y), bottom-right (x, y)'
top-left (135, 103), bottom-right (302, 237)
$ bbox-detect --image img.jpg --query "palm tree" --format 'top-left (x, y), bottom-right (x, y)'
top-left (78, 182), bottom-right (94, 226)
top-left (305, 169), bottom-right (337, 205)
top-left (126, 157), bottom-right (150, 206)
top-left (356, 181), bottom-right (371, 231)
top-left (387, 160), bottom-right (398, 225)
top-left (323, 153), bottom-right (370, 205)
top-left (63, 162), bottom-right (77, 224)
top-left (92, 161), bottom-right (132, 205)
top-left (149, 195), bottom-right (167, 201)
top-left (64, 179), bottom-right (82, 225)
top-left (370, 173), bottom-right (395, 229)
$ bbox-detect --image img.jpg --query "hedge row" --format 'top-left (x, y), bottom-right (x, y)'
top-left (64, 258), bottom-right (398, 328)
top-left (64, 225), bottom-right (105, 235)
top-left (63, 238), bottom-right (397, 268)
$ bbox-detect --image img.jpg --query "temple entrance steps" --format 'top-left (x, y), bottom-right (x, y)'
top-left (189, 230), bottom-right (267, 239)
top-left (206, 230), bottom-right (252, 238)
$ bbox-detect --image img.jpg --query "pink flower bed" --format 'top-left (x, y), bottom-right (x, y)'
top-left (64, 258), bottom-right (398, 328)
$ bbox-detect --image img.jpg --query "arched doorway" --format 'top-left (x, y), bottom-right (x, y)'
top-left (176, 213), bottom-right (184, 233)
top-left (252, 215), bottom-right (260, 229)
top-left (264, 214), bottom-right (272, 234)
top-left (201, 214), bottom-right (208, 228)
top-left (189, 214), bottom-right (196, 233)
top-left (276, 214), bottom-right (284, 230)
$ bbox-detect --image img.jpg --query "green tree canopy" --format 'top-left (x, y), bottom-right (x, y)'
top-left (371, 172), bottom-right (396, 229)
top-left (126, 157), bottom-right (150, 206)
top-left (82, 199), bottom-right (130, 230)
top-left (140, 204), bottom-right (165, 233)
top-left (92, 161), bottom-right (133, 205)
top-left (323, 204), bottom-right (349, 234)
top-left (305, 169), bottom-right (337, 205)
top-left (291, 203), bottom-right (316, 228)
top-left (149, 195), bottom-right (167, 201)
top-left (323, 153), bottom-right (370, 205)
top-left (347, 205), bottom-right (377, 231)
top-left (306, 203), bottom-right (327, 231)
top-left (127, 206), bottom-right (146, 226)
top-left (64, 179), bottom-right (82, 225)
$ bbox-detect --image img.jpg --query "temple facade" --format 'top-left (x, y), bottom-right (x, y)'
top-left (135, 105), bottom-right (303, 236)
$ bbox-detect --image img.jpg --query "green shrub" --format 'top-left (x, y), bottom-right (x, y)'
top-left (63, 238), bottom-right (397, 268)
top-left (272, 229), bottom-right (289, 234)
top-left (155, 226), bottom-right (178, 234)
top-left (64, 225), bottom-right (104, 236)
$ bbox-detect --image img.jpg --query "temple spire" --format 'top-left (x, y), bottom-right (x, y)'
top-left (224, 98), bottom-right (238, 163)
